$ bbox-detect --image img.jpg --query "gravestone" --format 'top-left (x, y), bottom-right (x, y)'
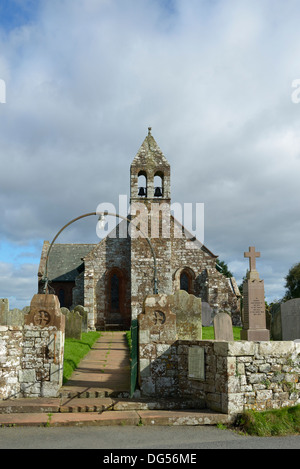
top-left (240, 247), bottom-right (270, 341)
top-left (74, 305), bottom-right (88, 333)
top-left (281, 298), bottom-right (300, 341)
top-left (0, 302), bottom-right (29, 327)
top-left (202, 302), bottom-right (213, 327)
top-left (168, 290), bottom-right (202, 340)
top-left (8, 308), bottom-right (25, 326)
top-left (0, 299), bottom-right (9, 325)
top-left (65, 310), bottom-right (82, 339)
top-left (213, 312), bottom-right (234, 341)
top-left (270, 303), bottom-right (282, 340)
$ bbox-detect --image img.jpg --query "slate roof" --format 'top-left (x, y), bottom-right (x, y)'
top-left (40, 243), bottom-right (96, 282)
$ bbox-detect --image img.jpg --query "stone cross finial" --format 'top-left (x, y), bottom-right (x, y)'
top-left (244, 246), bottom-right (260, 271)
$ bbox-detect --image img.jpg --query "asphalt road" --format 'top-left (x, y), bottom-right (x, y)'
top-left (0, 425), bottom-right (300, 451)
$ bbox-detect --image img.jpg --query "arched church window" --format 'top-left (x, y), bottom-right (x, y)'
top-left (178, 268), bottom-right (194, 294)
top-left (138, 171), bottom-right (147, 197)
top-left (180, 272), bottom-right (190, 292)
top-left (110, 273), bottom-right (120, 311)
top-left (154, 172), bottom-right (163, 198)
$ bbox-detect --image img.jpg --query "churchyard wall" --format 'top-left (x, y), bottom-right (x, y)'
top-left (0, 296), bottom-right (64, 400)
top-left (138, 294), bottom-right (300, 416)
top-left (177, 340), bottom-right (300, 415)
top-left (140, 337), bottom-right (300, 416)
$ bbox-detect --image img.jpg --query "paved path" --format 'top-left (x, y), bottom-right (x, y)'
top-left (61, 331), bottom-right (131, 397)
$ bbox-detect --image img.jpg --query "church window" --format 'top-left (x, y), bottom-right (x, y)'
top-left (110, 273), bottom-right (120, 311)
top-left (179, 268), bottom-right (194, 294)
top-left (180, 272), bottom-right (190, 292)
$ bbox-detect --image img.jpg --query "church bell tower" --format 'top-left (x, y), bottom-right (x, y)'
top-left (130, 127), bottom-right (171, 205)
top-left (130, 128), bottom-right (173, 320)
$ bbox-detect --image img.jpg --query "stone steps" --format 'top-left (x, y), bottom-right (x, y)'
top-left (0, 407), bottom-right (233, 427)
top-left (0, 397), bottom-right (206, 414)
top-left (0, 396), bottom-right (234, 427)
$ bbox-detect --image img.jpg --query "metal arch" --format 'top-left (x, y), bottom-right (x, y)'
top-left (42, 211), bottom-right (158, 295)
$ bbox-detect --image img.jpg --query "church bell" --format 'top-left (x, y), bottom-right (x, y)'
top-left (138, 187), bottom-right (146, 197)
top-left (154, 186), bottom-right (162, 197)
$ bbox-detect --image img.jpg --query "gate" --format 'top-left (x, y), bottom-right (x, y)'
top-left (130, 319), bottom-right (138, 397)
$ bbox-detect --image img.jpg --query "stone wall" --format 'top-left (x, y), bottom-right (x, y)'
top-left (0, 295), bottom-right (65, 400)
top-left (0, 325), bottom-right (23, 399)
top-left (138, 294), bottom-right (300, 416)
top-left (177, 340), bottom-right (300, 415)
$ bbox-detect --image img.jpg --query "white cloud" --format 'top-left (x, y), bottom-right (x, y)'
top-left (0, 0), bottom-right (300, 306)
top-left (0, 261), bottom-right (37, 309)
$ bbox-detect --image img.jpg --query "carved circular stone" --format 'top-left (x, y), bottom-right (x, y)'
top-left (152, 311), bottom-right (166, 325)
top-left (33, 311), bottom-right (51, 327)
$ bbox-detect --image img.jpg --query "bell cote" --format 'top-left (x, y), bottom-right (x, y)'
top-left (130, 128), bottom-right (171, 203)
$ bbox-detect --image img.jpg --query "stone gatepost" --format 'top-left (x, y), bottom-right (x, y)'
top-left (23, 294), bottom-right (65, 398)
top-left (138, 294), bottom-right (177, 397)
top-left (138, 291), bottom-right (202, 398)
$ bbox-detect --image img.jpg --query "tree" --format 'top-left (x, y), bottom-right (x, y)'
top-left (284, 262), bottom-right (300, 300)
top-left (216, 259), bottom-right (233, 278)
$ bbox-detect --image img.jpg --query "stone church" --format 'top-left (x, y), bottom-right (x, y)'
top-left (38, 129), bottom-right (241, 330)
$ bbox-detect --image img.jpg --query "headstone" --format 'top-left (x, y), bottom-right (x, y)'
top-left (281, 298), bottom-right (300, 341)
top-left (202, 302), bottom-right (213, 327)
top-left (65, 310), bottom-right (82, 340)
top-left (168, 290), bottom-right (202, 340)
top-left (73, 305), bottom-right (88, 332)
top-left (8, 308), bottom-right (25, 326)
top-left (0, 299), bottom-right (9, 325)
top-left (213, 312), bottom-right (234, 341)
top-left (0, 301), bottom-right (27, 327)
top-left (270, 302), bottom-right (282, 340)
top-left (240, 247), bottom-right (270, 341)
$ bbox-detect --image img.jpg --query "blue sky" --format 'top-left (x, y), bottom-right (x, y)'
top-left (0, 0), bottom-right (40, 31)
top-left (1, 0), bottom-right (300, 308)
top-left (0, 240), bottom-right (42, 264)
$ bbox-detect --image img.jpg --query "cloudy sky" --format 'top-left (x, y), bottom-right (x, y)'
top-left (0, 0), bottom-right (300, 309)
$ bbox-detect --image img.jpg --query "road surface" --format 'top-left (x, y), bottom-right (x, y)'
top-left (0, 425), bottom-right (300, 451)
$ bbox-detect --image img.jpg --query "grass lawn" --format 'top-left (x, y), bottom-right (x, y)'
top-left (237, 405), bottom-right (300, 436)
top-left (202, 326), bottom-right (242, 340)
top-left (63, 331), bottom-right (101, 384)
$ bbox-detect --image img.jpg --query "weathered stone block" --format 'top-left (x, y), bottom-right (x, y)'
top-left (19, 369), bottom-right (36, 383)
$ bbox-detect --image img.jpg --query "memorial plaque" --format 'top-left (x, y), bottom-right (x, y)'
top-left (188, 346), bottom-right (205, 380)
